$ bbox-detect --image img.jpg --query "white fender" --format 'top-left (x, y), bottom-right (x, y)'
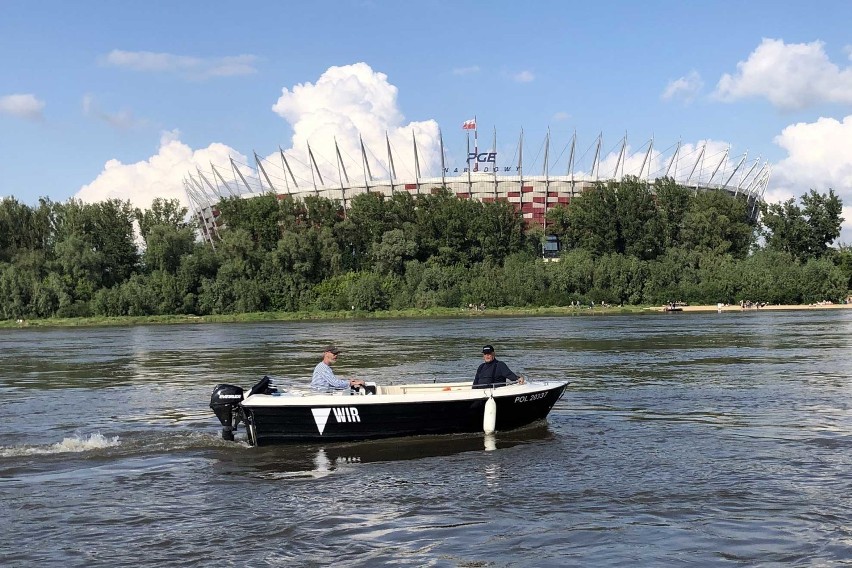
top-left (483, 395), bottom-right (497, 434)
top-left (484, 433), bottom-right (496, 451)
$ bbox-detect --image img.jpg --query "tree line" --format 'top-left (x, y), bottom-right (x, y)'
top-left (0, 178), bottom-right (849, 321)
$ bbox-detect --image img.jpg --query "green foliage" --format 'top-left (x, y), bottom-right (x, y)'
top-left (761, 189), bottom-right (844, 261)
top-left (348, 272), bottom-right (389, 311)
top-left (143, 225), bottom-right (196, 274)
top-left (217, 194), bottom-right (282, 251)
top-left (0, 184), bottom-right (846, 321)
top-left (560, 183), bottom-right (620, 255)
top-left (833, 245), bottom-right (852, 291)
top-left (135, 198), bottom-right (189, 240)
top-left (679, 191), bottom-right (754, 258)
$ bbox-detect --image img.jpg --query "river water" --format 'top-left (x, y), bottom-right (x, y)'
top-left (1, 311), bottom-right (851, 566)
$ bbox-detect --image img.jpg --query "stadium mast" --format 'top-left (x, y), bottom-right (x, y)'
top-left (255, 152), bottom-right (278, 195)
top-left (412, 131), bottom-right (421, 195)
top-left (307, 143), bottom-right (323, 196)
top-left (592, 134), bottom-right (602, 181)
top-left (385, 132), bottom-right (396, 194)
top-left (279, 148), bottom-right (298, 194)
top-left (439, 128), bottom-right (446, 188)
top-left (492, 127), bottom-right (498, 199)
top-left (230, 157), bottom-right (253, 194)
top-left (334, 137), bottom-right (349, 211)
top-left (359, 135), bottom-right (373, 193)
top-left (567, 130), bottom-right (576, 188)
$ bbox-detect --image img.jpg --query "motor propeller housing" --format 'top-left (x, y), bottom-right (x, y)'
top-left (210, 384), bottom-right (244, 441)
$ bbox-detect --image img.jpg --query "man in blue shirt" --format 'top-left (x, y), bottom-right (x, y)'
top-left (310, 345), bottom-right (365, 391)
top-left (473, 345), bottom-right (524, 389)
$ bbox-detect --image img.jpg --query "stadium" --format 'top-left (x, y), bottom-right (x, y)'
top-left (184, 124), bottom-right (771, 246)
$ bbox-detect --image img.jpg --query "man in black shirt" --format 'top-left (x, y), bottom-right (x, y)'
top-left (472, 345), bottom-right (524, 389)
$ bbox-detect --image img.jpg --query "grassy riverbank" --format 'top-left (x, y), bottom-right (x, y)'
top-left (4, 303), bottom-right (851, 329)
top-left (0, 304), bottom-right (652, 328)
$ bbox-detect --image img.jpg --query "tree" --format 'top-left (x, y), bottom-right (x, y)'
top-left (143, 225), bottom-right (196, 274)
top-left (654, 178), bottom-right (691, 250)
top-left (135, 198), bottom-right (189, 240)
top-left (833, 244), bottom-right (852, 292)
top-left (0, 197), bottom-right (53, 261)
top-left (216, 194), bottom-right (281, 251)
top-left (372, 229), bottom-right (417, 275)
top-left (561, 183), bottom-right (619, 255)
top-left (681, 191), bottom-right (754, 258)
top-left (761, 189), bottom-right (843, 261)
top-left (615, 177), bottom-right (663, 260)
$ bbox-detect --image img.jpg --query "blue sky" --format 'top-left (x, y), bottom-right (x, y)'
top-left (2, 0), bottom-right (852, 241)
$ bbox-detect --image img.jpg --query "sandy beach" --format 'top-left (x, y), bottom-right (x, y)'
top-left (661, 303), bottom-right (852, 313)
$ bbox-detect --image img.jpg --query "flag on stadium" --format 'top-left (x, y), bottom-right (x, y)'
top-left (462, 119), bottom-right (476, 130)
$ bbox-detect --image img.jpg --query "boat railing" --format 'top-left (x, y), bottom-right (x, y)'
top-left (378, 382), bottom-right (471, 395)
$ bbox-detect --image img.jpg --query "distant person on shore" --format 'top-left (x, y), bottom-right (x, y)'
top-left (472, 345), bottom-right (524, 389)
top-left (310, 345), bottom-right (365, 391)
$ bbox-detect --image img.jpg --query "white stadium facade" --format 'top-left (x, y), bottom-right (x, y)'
top-left (184, 128), bottom-right (770, 246)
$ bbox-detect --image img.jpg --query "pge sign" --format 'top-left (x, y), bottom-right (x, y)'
top-left (467, 152), bottom-right (497, 164)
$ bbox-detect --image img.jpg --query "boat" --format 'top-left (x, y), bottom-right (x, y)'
top-left (210, 376), bottom-right (568, 446)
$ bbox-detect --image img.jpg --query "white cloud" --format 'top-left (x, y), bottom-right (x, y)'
top-left (769, 115), bottom-right (852, 243)
top-left (76, 63), bottom-right (441, 212)
top-left (513, 70), bottom-right (535, 83)
top-left (270, 62), bottom-right (440, 184)
top-left (714, 38), bottom-right (852, 110)
top-left (75, 130), bottom-right (238, 210)
top-left (453, 66), bottom-right (480, 76)
top-left (552, 111), bottom-right (571, 121)
top-left (82, 94), bottom-right (141, 129)
top-left (0, 93), bottom-right (45, 120)
top-left (662, 71), bottom-right (703, 103)
top-left (101, 49), bottom-right (257, 80)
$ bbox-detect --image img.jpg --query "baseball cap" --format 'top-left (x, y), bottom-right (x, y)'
top-left (323, 345), bottom-right (341, 355)
top-left (482, 345), bottom-right (494, 354)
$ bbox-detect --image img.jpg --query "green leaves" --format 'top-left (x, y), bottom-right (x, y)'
top-left (0, 183), bottom-right (846, 321)
top-left (761, 189), bottom-right (844, 261)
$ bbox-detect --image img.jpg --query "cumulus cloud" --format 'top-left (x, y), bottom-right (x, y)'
top-left (270, 62), bottom-right (440, 184)
top-left (714, 38), bottom-right (852, 110)
top-left (513, 70), bottom-right (535, 83)
top-left (769, 115), bottom-right (852, 242)
top-left (76, 63), bottom-right (441, 212)
top-left (0, 93), bottom-right (45, 120)
top-left (75, 130), bottom-right (239, 210)
top-left (101, 49), bottom-right (257, 80)
top-left (662, 71), bottom-right (703, 103)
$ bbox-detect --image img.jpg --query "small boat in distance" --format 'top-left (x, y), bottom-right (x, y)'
top-left (210, 376), bottom-right (568, 446)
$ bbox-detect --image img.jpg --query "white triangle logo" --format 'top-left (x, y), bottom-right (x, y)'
top-left (312, 408), bottom-right (332, 435)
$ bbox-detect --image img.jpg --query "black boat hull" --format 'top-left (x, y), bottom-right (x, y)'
top-left (242, 382), bottom-right (567, 446)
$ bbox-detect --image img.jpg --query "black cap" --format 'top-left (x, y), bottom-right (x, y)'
top-left (482, 345), bottom-right (494, 354)
top-left (323, 345), bottom-right (341, 355)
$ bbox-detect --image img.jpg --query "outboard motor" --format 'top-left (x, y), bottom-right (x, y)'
top-left (210, 384), bottom-right (244, 441)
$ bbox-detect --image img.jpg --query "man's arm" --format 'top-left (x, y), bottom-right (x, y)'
top-left (311, 363), bottom-right (350, 389)
top-left (498, 361), bottom-right (518, 383)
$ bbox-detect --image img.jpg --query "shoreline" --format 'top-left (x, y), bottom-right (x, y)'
top-left (658, 303), bottom-right (852, 313)
top-left (2, 302), bottom-right (851, 328)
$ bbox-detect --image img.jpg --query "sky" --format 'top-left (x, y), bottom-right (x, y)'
top-left (1, 0), bottom-right (852, 242)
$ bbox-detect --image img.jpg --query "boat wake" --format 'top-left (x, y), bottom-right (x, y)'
top-left (0, 432), bottom-right (121, 458)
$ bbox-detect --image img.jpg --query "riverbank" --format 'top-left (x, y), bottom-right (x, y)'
top-left (2, 302), bottom-right (851, 328)
top-left (654, 303), bottom-right (852, 313)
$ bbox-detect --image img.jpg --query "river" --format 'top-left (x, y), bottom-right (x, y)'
top-left (2, 311), bottom-right (851, 566)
